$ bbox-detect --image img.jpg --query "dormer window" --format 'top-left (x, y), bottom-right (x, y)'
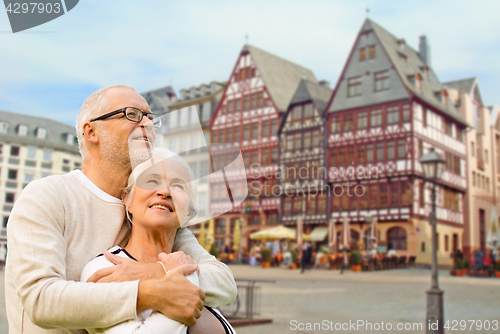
top-left (65, 133), bottom-right (74, 145)
top-left (180, 90), bottom-right (186, 100)
top-left (0, 121), bottom-right (8, 134)
top-left (200, 86), bottom-right (206, 96)
top-left (398, 53), bottom-right (407, 63)
top-left (36, 127), bottom-right (47, 139)
top-left (397, 39), bottom-right (406, 51)
top-left (211, 83), bottom-right (216, 94)
top-left (190, 88), bottom-right (197, 98)
top-left (18, 124), bottom-right (28, 136)
top-left (408, 74), bottom-right (422, 91)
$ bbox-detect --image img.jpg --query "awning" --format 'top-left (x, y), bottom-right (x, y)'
top-left (309, 226), bottom-right (328, 242)
top-left (250, 225), bottom-right (311, 241)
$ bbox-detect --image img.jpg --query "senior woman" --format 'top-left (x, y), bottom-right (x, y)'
top-left (81, 149), bottom-right (235, 334)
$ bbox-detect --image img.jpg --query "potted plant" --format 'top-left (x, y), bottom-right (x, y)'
top-left (455, 258), bottom-right (464, 277)
top-left (261, 248), bottom-right (272, 268)
top-left (496, 262), bottom-right (500, 278)
top-left (463, 258), bottom-right (470, 275)
top-left (350, 250), bottom-right (363, 272)
top-left (289, 249), bottom-right (298, 269)
top-left (209, 243), bottom-right (220, 259)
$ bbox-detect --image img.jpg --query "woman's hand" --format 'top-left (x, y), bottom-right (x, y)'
top-left (158, 251), bottom-right (200, 275)
top-left (86, 251), bottom-right (166, 282)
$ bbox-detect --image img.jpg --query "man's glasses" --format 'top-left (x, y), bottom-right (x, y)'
top-left (90, 107), bottom-right (162, 128)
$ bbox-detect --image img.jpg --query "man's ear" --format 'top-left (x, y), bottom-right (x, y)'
top-left (82, 122), bottom-right (99, 145)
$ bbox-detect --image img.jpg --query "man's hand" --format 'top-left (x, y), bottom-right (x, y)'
top-left (138, 264), bottom-right (205, 326)
top-left (158, 251), bottom-right (200, 275)
top-left (86, 251), bottom-right (165, 283)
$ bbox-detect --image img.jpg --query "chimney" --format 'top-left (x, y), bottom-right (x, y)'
top-left (319, 80), bottom-right (330, 88)
top-left (419, 35), bottom-right (431, 67)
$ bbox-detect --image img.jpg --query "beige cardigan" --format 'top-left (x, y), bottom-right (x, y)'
top-left (6, 173), bottom-right (236, 333)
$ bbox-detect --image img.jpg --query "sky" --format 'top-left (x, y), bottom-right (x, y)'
top-left (0, 0), bottom-right (499, 126)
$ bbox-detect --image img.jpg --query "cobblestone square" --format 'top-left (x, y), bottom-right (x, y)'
top-left (1, 266), bottom-right (499, 333)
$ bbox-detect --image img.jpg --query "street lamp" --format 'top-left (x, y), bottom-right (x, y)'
top-left (419, 147), bottom-right (446, 334)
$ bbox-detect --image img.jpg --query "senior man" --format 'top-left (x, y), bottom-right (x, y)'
top-left (5, 85), bottom-right (236, 333)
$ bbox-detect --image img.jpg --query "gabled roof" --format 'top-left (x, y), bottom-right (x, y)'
top-left (360, 19), bottom-right (466, 126)
top-left (243, 44), bottom-right (318, 112)
top-left (141, 86), bottom-right (176, 113)
top-left (443, 77), bottom-right (483, 105)
top-left (0, 109), bottom-right (79, 153)
top-left (489, 105), bottom-right (500, 128)
top-left (290, 79), bottom-right (333, 114)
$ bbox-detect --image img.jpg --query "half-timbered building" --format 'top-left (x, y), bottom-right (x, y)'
top-left (209, 44), bottom-right (318, 250)
top-left (325, 19), bottom-right (468, 265)
top-left (279, 79), bottom-right (332, 238)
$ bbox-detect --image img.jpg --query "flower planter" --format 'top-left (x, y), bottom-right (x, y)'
top-left (463, 269), bottom-right (469, 275)
top-left (495, 272), bottom-right (500, 278)
top-left (455, 269), bottom-right (464, 277)
top-left (289, 263), bottom-right (297, 270)
top-left (261, 261), bottom-right (271, 268)
top-left (351, 264), bottom-right (362, 272)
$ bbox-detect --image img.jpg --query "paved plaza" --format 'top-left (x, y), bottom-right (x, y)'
top-left (1, 266), bottom-right (499, 333)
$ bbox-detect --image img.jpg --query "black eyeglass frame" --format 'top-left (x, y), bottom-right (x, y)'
top-left (89, 107), bottom-right (161, 128)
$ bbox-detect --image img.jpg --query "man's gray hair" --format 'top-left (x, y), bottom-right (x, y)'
top-left (76, 85), bottom-right (137, 158)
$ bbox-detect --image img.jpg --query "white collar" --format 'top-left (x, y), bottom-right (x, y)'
top-left (70, 170), bottom-right (123, 204)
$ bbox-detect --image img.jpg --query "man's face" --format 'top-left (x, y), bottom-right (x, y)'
top-left (96, 88), bottom-right (156, 167)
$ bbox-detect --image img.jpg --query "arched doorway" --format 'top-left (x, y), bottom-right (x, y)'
top-left (387, 227), bottom-right (407, 250)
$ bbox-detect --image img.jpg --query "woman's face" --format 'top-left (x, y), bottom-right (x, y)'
top-left (126, 160), bottom-right (192, 230)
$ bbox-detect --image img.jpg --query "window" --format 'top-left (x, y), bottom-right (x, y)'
top-left (235, 98), bottom-right (241, 112)
top-left (199, 162), bottom-right (208, 183)
top-left (0, 122), bottom-right (8, 133)
top-left (257, 92), bottom-right (264, 108)
top-left (286, 135), bottom-right (294, 151)
top-left (169, 111), bottom-right (178, 128)
top-left (262, 149), bottom-right (269, 165)
top-left (402, 105), bottom-right (410, 122)
top-left (262, 121), bottom-right (269, 138)
top-left (348, 77), bottom-right (362, 97)
top-left (18, 124), bottom-right (28, 136)
top-left (374, 70), bottom-right (389, 91)
top-left (271, 119), bottom-right (278, 135)
top-left (346, 147), bottom-right (354, 165)
top-left (456, 128), bottom-right (463, 142)
top-left (397, 140), bottom-right (406, 159)
top-left (202, 103), bottom-right (211, 121)
top-left (401, 182), bottom-right (412, 206)
top-left (357, 145), bottom-right (366, 164)
top-left (251, 123), bottom-right (258, 140)
top-left (250, 94), bottom-right (257, 110)
top-left (376, 142), bottom-right (384, 161)
top-left (304, 104), bottom-right (313, 119)
top-left (243, 125), bottom-right (249, 140)
top-left (169, 138), bottom-right (176, 151)
top-left (36, 127), bottom-right (47, 139)
top-left (10, 146), bottom-right (20, 156)
top-left (284, 197), bottom-right (292, 215)
top-left (226, 128), bottom-right (233, 144)
top-left (26, 146), bottom-right (37, 159)
top-left (65, 133), bottom-right (74, 145)
top-left (444, 120), bottom-right (452, 136)
top-left (357, 112), bottom-right (367, 129)
top-left (471, 142), bottom-right (475, 157)
top-left (369, 45), bottom-right (376, 59)
top-left (24, 173), bottom-right (34, 183)
top-left (387, 107), bottom-right (399, 124)
top-left (344, 114), bottom-right (353, 131)
top-left (5, 193), bottom-right (15, 203)
top-left (370, 109), bottom-right (382, 127)
top-left (445, 235), bottom-right (449, 252)
top-left (227, 100), bottom-right (234, 113)
top-left (331, 116), bottom-right (341, 133)
top-left (179, 137), bottom-right (187, 152)
top-left (293, 106), bottom-right (302, 122)
top-left (423, 109), bottom-right (428, 127)
top-left (387, 141), bottom-right (395, 160)
top-left (244, 96), bottom-right (250, 111)
top-left (8, 169), bottom-right (17, 180)
top-left (419, 140), bottom-right (424, 158)
top-left (215, 219), bottom-right (226, 235)
top-left (366, 144), bottom-right (374, 162)
top-left (390, 183), bottom-right (399, 207)
top-left (360, 48), bottom-right (367, 61)
top-left (251, 151), bottom-right (258, 165)
top-left (271, 147), bottom-right (278, 163)
top-left (294, 133), bottom-right (302, 150)
top-left (303, 132), bottom-right (311, 149)
top-left (180, 110), bottom-right (188, 126)
top-left (312, 131), bottom-right (320, 147)
top-left (234, 126), bottom-right (240, 142)
top-left (369, 184), bottom-right (378, 209)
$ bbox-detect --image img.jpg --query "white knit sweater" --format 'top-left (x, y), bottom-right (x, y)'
top-left (5, 172), bottom-right (236, 334)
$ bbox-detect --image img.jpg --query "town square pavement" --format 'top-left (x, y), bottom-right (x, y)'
top-left (1, 266), bottom-right (499, 333)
